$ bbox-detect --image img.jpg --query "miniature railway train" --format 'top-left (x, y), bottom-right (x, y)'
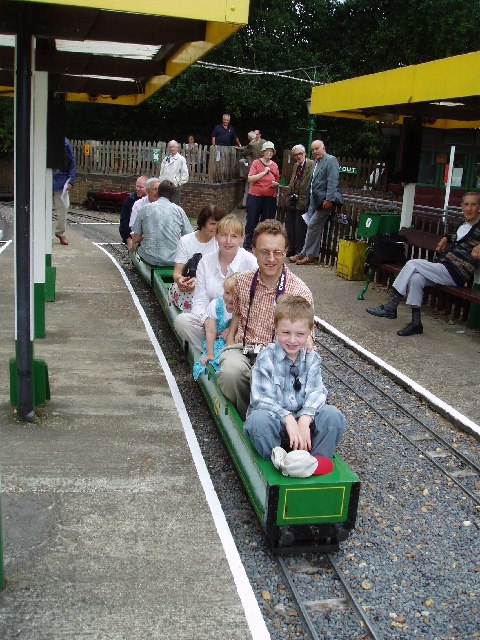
top-left (131, 255), bottom-right (360, 554)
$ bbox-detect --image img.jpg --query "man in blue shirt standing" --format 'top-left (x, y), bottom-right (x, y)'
top-left (53, 137), bottom-right (76, 246)
top-left (211, 113), bottom-right (241, 147)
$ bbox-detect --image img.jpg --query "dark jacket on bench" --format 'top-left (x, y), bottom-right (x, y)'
top-left (436, 222), bottom-right (480, 286)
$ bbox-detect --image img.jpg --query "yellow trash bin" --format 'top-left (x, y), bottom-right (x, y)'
top-left (336, 240), bottom-right (368, 281)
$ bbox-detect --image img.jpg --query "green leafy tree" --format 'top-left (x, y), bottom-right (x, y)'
top-left (333, 0), bottom-right (480, 77)
top-left (52, 0), bottom-right (480, 158)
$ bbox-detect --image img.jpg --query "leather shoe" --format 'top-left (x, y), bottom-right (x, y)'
top-left (57, 235), bottom-right (69, 246)
top-left (366, 304), bottom-right (397, 319)
top-left (397, 322), bottom-right (423, 337)
top-left (295, 256), bottom-right (317, 265)
top-left (289, 254), bottom-right (304, 263)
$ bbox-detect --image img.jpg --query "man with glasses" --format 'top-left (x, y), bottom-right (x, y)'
top-left (285, 144), bottom-right (314, 258)
top-left (244, 295), bottom-right (346, 463)
top-left (218, 219), bottom-right (313, 420)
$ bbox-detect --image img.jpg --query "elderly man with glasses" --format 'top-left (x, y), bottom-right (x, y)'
top-left (285, 144), bottom-right (314, 258)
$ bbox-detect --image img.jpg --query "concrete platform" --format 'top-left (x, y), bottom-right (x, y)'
top-left (0, 230), bottom-right (268, 639)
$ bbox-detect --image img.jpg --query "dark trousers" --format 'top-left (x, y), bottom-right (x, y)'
top-left (244, 194), bottom-right (277, 250)
top-left (285, 206), bottom-right (307, 256)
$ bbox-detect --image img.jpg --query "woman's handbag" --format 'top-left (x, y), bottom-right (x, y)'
top-left (182, 253), bottom-right (202, 278)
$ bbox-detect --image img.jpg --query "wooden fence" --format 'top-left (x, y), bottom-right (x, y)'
top-left (72, 140), bottom-right (391, 191)
top-left (71, 140), bottom-right (240, 184)
top-left (281, 150), bottom-right (389, 192)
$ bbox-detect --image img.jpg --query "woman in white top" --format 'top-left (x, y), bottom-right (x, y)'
top-left (174, 213), bottom-right (257, 352)
top-left (168, 204), bottom-right (226, 311)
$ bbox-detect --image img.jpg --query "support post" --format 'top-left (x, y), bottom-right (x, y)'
top-left (442, 145), bottom-right (455, 231)
top-left (14, 4), bottom-right (35, 421)
top-left (45, 169), bottom-right (56, 301)
top-left (32, 70), bottom-right (48, 338)
top-left (307, 115), bottom-right (315, 153)
top-left (400, 183), bottom-right (416, 229)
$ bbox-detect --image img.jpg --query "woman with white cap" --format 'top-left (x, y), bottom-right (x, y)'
top-left (243, 140), bottom-right (280, 251)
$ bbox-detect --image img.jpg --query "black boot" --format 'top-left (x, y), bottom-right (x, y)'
top-left (397, 308), bottom-right (423, 336)
top-left (367, 289), bottom-right (403, 319)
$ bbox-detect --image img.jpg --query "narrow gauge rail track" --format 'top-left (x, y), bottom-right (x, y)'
top-left (278, 554), bottom-right (382, 640)
top-left (67, 209), bottom-right (118, 225)
top-left (316, 335), bottom-right (480, 515)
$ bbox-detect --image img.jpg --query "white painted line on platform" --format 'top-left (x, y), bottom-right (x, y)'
top-left (95, 242), bottom-right (123, 245)
top-left (0, 239), bottom-right (12, 254)
top-left (73, 222), bottom-right (118, 225)
top-left (316, 316), bottom-right (480, 438)
top-left (94, 243), bottom-right (271, 640)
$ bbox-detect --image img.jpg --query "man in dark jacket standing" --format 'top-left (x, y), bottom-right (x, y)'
top-left (367, 191), bottom-right (480, 336)
top-left (119, 175), bottom-right (148, 250)
top-left (285, 144), bottom-right (314, 258)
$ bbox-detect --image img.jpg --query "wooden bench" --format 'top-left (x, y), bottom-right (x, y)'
top-left (376, 227), bottom-right (480, 323)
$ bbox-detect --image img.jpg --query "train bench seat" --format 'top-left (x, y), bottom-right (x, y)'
top-left (86, 189), bottom-right (130, 211)
top-left (377, 227), bottom-right (480, 324)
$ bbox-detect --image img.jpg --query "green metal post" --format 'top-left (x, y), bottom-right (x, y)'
top-left (307, 115), bottom-right (315, 152)
top-left (0, 487), bottom-right (4, 589)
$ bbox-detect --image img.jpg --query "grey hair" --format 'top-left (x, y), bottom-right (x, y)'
top-left (145, 177), bottom-right (160, 190)
top-left (463, 191), bottom-right (480, 204)
top-left (291, 144), bottom-right (306, 154)
top-left (248, 131), bottom-right (256, 141)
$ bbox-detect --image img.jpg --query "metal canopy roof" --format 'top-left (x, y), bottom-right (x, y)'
top-left (0, 0), bottom-right (249, 104)
top-left (310, 51), bottom-right (480, 130)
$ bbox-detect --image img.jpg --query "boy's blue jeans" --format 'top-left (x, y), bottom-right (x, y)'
top-left (244, 405), bottom-right (346, 460)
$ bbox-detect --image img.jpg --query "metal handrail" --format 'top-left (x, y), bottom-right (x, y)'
top-left (342, 192), bottom-right (464, 234)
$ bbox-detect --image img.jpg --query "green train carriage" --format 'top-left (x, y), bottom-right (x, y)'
top-left (131, 255), bottom-right (360, 552)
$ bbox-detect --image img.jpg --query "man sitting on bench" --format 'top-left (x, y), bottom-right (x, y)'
top-left (366, 191), bottom-right (480, 336)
